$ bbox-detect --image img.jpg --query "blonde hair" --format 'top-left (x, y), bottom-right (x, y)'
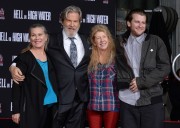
top-left (88, 24), bottom-right (116, 71)
top-left (21, 23), bottom-right (49, 53)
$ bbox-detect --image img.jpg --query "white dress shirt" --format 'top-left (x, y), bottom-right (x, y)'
top-left (62, 30), bottom-right (85, 66)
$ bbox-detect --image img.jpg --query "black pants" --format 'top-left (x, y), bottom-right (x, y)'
top-left (53, 93), bottom-right (86, 128)
top-left (41, 105), bottom-right (56, 128)
top-left (120, 100), bottom-right (164, 128)
top-left (170, 107), bottom-right (180, 121)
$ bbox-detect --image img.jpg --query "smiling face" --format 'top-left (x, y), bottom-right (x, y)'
top-left (127, 13), bottom-right (146, 37)
top-left (29, 27), bottom-right (48, 49)
top-left (62, 12), bottom-right (81, 37)
top-left (94, 31), bottom-right (109, 51)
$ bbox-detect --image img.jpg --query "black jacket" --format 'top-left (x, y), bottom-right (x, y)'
top-left (12, 51), bottom-right (58, 128)
top-left (116, 31), bottom-right (171, 106)
top-left (47, 32), bottom-right (91, 105)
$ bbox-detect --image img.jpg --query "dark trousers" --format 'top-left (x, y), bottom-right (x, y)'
top-left (53, 93), bottom-right (86, 128)
top-left (41, 105), bottom-right (55, 128)
top-left (120, 100), bottom-right (164, 128)
top-left (170, 107), bottom-right (180, 121)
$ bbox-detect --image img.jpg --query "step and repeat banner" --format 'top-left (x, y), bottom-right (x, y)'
top-left (0, 0), bottom-right (116, 127)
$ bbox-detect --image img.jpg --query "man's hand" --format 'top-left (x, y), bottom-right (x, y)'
top-left (9, 65), bottom-right (25, 84)
top-left (129, 78), bottom-right (138, 93)
top-left (12, 113), bottom-right (20, 124)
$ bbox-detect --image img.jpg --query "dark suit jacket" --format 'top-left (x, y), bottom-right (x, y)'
top-left (12, 51), bottom-right (58, 128)
top-left (47, 32), bottom-right (91, 105)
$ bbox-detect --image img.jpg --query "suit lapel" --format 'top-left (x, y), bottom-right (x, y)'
top-left (57, 33), bottom-right (90, 68)
top-left (57, 33), bottom-right (74, 66)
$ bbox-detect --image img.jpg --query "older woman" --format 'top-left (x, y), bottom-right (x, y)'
top-left (87, 25), bottom-right (120, 128)
top-left (11, 23), bottom-right (58, 128)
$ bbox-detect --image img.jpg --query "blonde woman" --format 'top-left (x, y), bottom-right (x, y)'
top-left (87, 25), bottom-right (120, 128)
top-left (11, 23), bottom-right (58, 128)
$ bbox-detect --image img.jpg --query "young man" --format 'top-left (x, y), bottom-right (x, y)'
top-left (10, 5), bottom-right (91, 128)
top-left (116, 9), bottom-right (170, 128)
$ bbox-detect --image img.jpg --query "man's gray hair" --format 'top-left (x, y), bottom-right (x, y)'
top-left (59, 5), bottom-right (82, 23)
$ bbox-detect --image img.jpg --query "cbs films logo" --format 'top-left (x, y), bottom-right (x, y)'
top-left (0, 54), bottom-right (3, 66)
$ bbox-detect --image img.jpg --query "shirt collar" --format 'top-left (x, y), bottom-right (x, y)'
top-left (129, 33), bottom-right (146, 44)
